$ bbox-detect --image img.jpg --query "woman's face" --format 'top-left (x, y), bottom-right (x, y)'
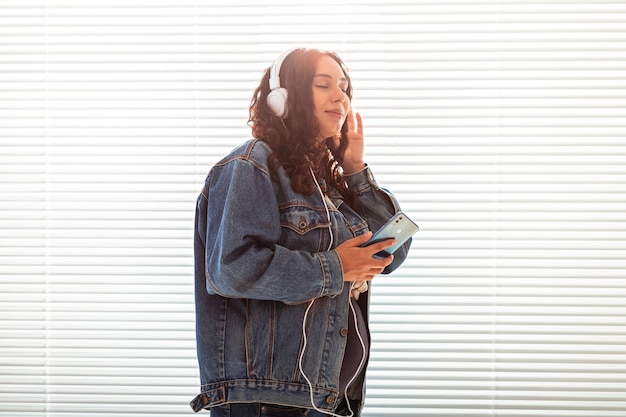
top-left (311, 55), bottom-right (350, 140)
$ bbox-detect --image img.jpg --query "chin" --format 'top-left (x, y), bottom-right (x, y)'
top-left (320, 129), bottom-right (340, 139)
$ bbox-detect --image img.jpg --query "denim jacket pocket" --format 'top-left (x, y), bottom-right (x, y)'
top-left (279, 202), bottom-right (332, 252)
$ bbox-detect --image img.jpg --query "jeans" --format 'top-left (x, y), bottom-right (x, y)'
top-left (209, 401), bottom-right (352, 417)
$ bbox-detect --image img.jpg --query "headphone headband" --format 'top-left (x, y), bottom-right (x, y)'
top-left (269, 48), bottom-right (297, 91)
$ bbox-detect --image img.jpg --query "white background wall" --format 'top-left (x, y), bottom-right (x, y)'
top-left (1, 1), bottom-right (626, 416)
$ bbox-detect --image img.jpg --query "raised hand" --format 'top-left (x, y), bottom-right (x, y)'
top-left (340, 109), bottom-right (366, 175)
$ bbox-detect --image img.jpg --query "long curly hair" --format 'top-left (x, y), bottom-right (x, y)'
top-left (248, 48), bottom-right (358, 209)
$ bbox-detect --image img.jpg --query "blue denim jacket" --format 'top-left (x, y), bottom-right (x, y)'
top-left (191, 139), bottom-right (411, 413)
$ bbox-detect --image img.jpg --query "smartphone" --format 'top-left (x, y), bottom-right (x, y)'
top-left (360, 212), bottom-right (419, 259)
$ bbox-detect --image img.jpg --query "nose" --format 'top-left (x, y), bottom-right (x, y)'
top-left (333, 88), bottom-right (347, 103)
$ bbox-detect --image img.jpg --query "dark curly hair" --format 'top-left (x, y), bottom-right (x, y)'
top-left (248, 48), bottom-right (358, 209)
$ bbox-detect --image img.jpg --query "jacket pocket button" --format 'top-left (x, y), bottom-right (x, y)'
top-left (327, 395), bottom-right (336, 404)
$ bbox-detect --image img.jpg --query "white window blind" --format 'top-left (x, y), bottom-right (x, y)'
top-left (1, 1), bottom-right (625, 416)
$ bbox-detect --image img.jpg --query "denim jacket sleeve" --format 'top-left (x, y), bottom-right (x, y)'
top-left (197, 155), bottom-right (344, 305)
top-left (345, 165), bottom-right (411, 273)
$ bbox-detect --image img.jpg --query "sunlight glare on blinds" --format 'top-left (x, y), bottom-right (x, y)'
top-left (1, 1), bottom-right (625, 416)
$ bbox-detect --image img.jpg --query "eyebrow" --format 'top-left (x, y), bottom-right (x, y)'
top-left (313, 73), bottom-right (348, 83)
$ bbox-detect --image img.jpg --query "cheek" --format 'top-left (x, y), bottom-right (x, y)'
top-left (313, 96), bottom-right (325, 114)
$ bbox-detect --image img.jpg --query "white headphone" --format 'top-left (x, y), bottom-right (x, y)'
top-left (267, 48), bottom-right (297, 118)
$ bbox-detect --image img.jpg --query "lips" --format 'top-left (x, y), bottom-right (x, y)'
top-left (325, 109), bottom-right (344, 119)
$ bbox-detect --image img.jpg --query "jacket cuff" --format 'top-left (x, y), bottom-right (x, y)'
top-left (344, 164), bottom-right (377, 193)
top-left (315, 250), bottom-right (344, 297)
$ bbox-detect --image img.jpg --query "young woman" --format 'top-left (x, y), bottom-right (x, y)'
top-left (191, 48), bottom-right (412, 417)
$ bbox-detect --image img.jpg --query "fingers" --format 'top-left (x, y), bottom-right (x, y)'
top-left (347, 231), bottom-right (372, 247)
top-left (347, 109), bottom-right (363, 135)
top-left (345, 232), bottom-right (395, 260)
top-left (335, 232), bottom-right (394, 282)
top-left (360, 255), bottom-right (394, 281)
top-left (364, 239), bottom-right (395, 271)
top-left (355, 111), bottom-right (363, 135)
top-left (360, 238), bottom-right (396, 270)
top-left (368, 237), bottom-right (396, 252)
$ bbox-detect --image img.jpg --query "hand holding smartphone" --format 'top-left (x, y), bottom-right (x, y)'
top-left (360, 212), bottom-right (418, 259)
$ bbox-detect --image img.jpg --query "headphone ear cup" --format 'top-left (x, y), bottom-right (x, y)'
top-left (267, 87), bottom-right (288, 118)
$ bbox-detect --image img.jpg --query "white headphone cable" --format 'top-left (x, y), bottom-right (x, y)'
top-left (297, 168), bottom-right (367, 417)
top-left (299, 294), bottom-right (365, 417)
top-left (309, 166), bottom-right (333, 251)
